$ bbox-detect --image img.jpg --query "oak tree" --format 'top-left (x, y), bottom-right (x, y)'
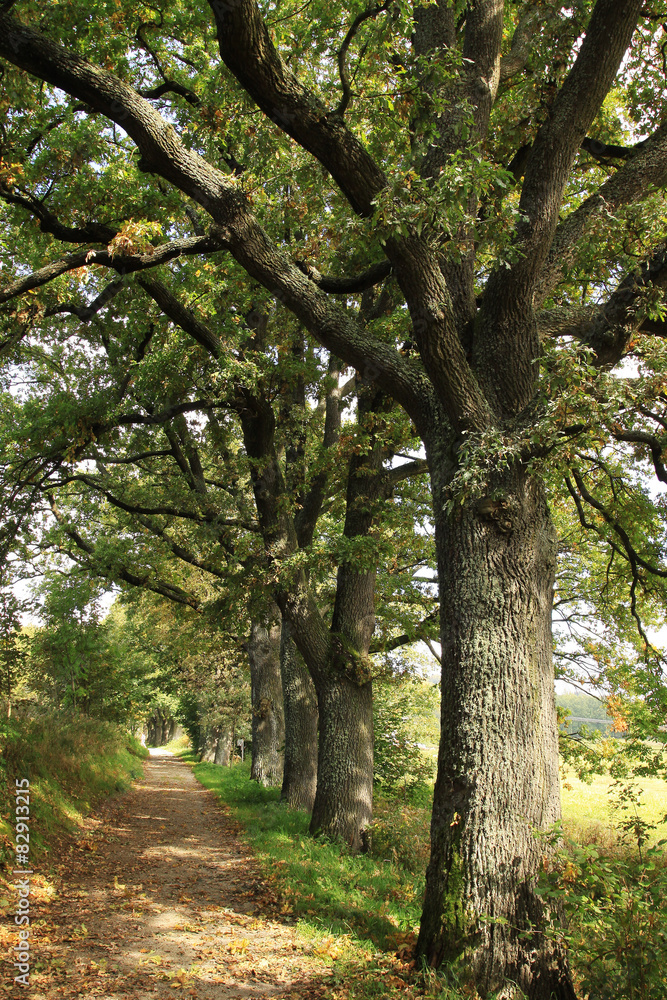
top-left (2, 1), bottom-right (667, 994)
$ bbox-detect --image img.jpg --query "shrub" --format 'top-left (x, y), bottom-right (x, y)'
top-left (538, 825), bottom-right (667, 1000)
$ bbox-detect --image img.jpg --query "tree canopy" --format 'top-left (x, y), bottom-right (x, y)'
top-left (2, 2), bottom-right (667, 996)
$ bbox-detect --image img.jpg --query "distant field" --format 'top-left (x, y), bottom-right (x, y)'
top-left (561, 771), bottom-right (667, 846)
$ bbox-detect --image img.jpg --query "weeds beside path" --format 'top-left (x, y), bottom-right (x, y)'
top-left (2, 749), bottom-right (335, 999)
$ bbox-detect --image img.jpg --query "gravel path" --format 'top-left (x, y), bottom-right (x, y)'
top-left (13, 750), bottom-right (333, 999)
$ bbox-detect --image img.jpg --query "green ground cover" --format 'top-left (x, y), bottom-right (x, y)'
top-left (0, 714), bottom-right (148, 865)
top-left (188, 751), bottom-right (667, 1000)
top-left (561, 771), bottom-right (667, 846)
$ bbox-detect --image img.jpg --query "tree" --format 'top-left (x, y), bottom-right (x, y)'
top-left (0, 585), bottom-right (28, 718)
top-left (1, 1), bottom-right (667, 994)
top-left (0, 256), bottom-right (435, 822)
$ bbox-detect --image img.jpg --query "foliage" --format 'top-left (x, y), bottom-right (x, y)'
top-left (371, 794), bottom-right (432, 873)
top-left (26, 573), bottom-right (164, 724)
top-left (373, 666), bottom-right (438, 797)
top-left (538, 824), bottom-right (667, 1000)
top-left (0, 585), bottom-right (29, 717)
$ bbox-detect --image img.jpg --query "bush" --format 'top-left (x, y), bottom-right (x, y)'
top-left (371, 794), bottom-right (431, 874)
top-left (538, 825), bottom-right (667, 1000)
top-left (373, 673), bottom-right (438, 797)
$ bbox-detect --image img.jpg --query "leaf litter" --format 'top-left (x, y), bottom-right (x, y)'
top-left (0, 750), bottom-right (337, 999)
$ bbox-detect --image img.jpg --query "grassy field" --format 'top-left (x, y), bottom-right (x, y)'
top-left (561, 771), bottom-right (667, 846)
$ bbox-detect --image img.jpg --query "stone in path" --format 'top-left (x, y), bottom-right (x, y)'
top-left (7, 750), bottom-right (333, 999)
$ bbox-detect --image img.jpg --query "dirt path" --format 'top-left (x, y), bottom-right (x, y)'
top-left (13, 751), bottom-right (334, 999)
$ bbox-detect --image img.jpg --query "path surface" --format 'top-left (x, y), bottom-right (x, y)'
top-left (17, 751), bottom-right (333, 999)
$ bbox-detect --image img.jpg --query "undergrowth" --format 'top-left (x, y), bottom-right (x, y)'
top-left (0, 713), bottom-right (147, 868)
top-left (188, 754), bottom-right (667, 1000)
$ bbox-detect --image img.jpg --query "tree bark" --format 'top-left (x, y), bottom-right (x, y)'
top-left (280, 620), bottom-right (318, 812)
top-left (247, 616), bottom-right (285, 787)
top-left (417, 461), bottom-right (575, 999)
top-left (309, 672), bottom-right (373, 853)
top-left (214, 727), bottom-right (233, 766)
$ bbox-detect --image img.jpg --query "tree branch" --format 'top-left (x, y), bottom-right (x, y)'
top-left (499, 6), bottom-right (549, 82)
top-left (0, 187), bottom-right (117, 244)
top-left (0, 236), bottom-right (223, 307)
top-left (296, 258), bottom-right (392, 294)
top-left (535, 118), bottom-right (667, 308)
top-left (609, 429), bottom-right (667, 484)
top-left (335, 1), bottom-right (390, 116)
top-left (382, 457), bottom-right (430, 491)
top-left (538, 240), bottom-right (667, 367)
top-left (46, 473), bottom-right (257, 528)
top-left (137, 275), bottom-right (223, 357)
top-left (206, 0), bottom-right (386, 217)
top-left (48, 497), bottom-right (201, 608)
top-left (44, 279), bottom-right (124, 323)
top-left (476, 0), bottom-right (645, 413)
top-left (0, 11), bottom-right (430, 424)
top-left (569, 467), bottom-right (667, 578)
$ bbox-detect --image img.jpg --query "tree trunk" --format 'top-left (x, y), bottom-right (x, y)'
top-left (199, 724), bottom-right (221, 762)
top-left (247, 616), bottom-right (284, 786)
top-left (280, 620), bottom-right (318, 811)
top-left (309, 672), bottom-right (373, 852)
top-left (214, 727), bottom-right (233, 766)
top-left (417, 464), bottom-right (576, 999)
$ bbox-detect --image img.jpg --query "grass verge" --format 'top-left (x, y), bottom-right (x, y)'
top-left (186, 751), bottom-right (667, 1000)
top-left (0, 713), bottom-right (148, 868)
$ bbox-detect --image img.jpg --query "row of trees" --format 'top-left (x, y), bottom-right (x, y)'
top-left (2, 1), bottom-right (667, 995)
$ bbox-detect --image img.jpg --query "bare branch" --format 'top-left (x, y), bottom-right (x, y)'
top-left (335, 1), bottom-right (390, 116)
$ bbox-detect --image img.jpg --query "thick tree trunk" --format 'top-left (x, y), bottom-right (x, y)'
top-left (309, 673), bottom-right (373, 852)
top-left (198, 725), bottom-right (218, 762)
top-left (280, 620), bottom-right (318, 811)
top-left (417, 464), bottom-right (575, 999)
top-left (247, 617), bottom-right (285, 787)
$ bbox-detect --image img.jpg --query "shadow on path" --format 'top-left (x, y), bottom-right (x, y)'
top-left (19, 750), bottom-right (334, 1000)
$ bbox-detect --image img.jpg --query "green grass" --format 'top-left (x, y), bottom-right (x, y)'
top-left (0, 713), bottom-right (148, 866)
top-left (161, 732), bottom-right (192, 756)
top-left (561, 772), bottom-right (667, 846)
top-left (192, 759), bottom-right (424, 948)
